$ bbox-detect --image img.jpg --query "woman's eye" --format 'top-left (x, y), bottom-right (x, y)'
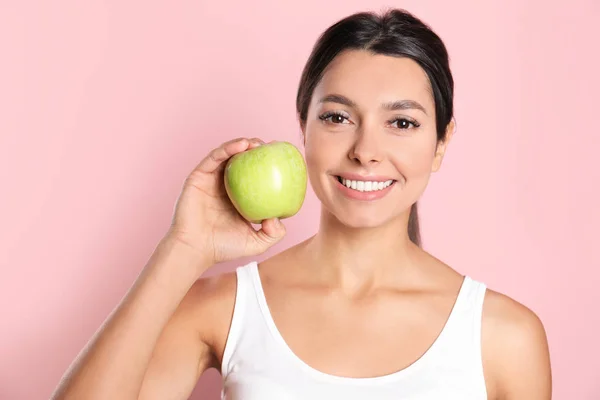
top-left (319, 113), bottom-right (350, 124)
top-left (331, 115), bottom-right (347, 124)
top-left (319, 113), bottom-right (419, 129)
top-left (391, 118), bottom-right (419, 129)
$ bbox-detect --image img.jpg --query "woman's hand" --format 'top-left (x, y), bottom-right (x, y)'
top-left (167, 137), bottom-right (286, 272)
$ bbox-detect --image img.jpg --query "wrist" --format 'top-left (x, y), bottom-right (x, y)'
top-left (158, 233), bottom-right (214, 274)
top-left (139, 235), bottom-right (214, 296)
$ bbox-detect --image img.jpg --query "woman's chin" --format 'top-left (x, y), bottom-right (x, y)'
top-left (329, 211), bottom-right (393, 230)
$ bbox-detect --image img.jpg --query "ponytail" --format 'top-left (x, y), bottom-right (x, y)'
top-left (408, 202), bottom-right (421, 247)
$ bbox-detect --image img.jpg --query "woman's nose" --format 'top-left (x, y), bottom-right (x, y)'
top-left (348, 129), bottom-right (384, 166)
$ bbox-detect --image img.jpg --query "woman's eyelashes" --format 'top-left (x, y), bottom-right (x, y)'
top-left (389, 116), bottom-right (421, 129)
top-left (318, 110), bottom-right (351, 125)
top-left (318, 110), bottom-right (421, 130)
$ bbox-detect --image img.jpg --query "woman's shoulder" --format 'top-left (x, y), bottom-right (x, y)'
top-left (482, 288), bottom-right (547, 348)
top-left (191, 269), bottom-right (238, 306)
top-left (181, 269), bottom-right (240, 361)
top-left (481, 288), bottom-right (551, 397)
top-left (482, 288), bottom-right (543, 326)
top-left (187, 249), bottom-right (298, 319)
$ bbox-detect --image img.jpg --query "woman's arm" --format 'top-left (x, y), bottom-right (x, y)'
top-left (482, 290), bottom-right (552, 399)
top-left (137, 264), bottom-right (237, 400)
top-left (50, 137), bottom-right (285, 399)
top-left (50, 237), bottom-right (214, 400)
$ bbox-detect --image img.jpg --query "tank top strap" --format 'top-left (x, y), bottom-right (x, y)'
top-left (429, 275), bottom-right (487, 371)
top-left (455, 276), bottom-right (487, 342)
top-left (220, 261), bottom-right (259, 376)
top-left (447, 276), bottom-right (487, 325)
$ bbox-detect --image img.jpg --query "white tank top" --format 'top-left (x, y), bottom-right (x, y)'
top-left (220, 262), bottom-right (488, 399)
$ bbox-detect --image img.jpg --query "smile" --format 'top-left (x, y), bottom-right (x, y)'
top-left (336, 176), bottom-right (395, 192)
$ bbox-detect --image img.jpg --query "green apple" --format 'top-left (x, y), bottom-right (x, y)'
top-left (224, 141), bottom-right (307, 223)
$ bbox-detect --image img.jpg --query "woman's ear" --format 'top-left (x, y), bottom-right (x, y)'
top-left (297, 112), bottom-right (306, 146)
top-left (431, 118), bottom-right (456, 172)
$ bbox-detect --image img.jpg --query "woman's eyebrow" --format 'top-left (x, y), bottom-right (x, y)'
top-left (382, 99), bottom-right (427, 115)
top-left (318, 94), bottom-right (357, 108)
top-left (318, 94), bottom-right (428, 115)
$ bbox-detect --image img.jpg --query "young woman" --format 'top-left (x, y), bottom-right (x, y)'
top-left (52, 8), bottom-right (552, 400)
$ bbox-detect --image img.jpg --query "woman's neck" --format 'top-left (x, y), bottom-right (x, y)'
top-left (300, 209), bottom-right (419, 294)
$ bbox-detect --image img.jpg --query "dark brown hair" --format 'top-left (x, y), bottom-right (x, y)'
top-left (296, 8), bottom-right (455, 247)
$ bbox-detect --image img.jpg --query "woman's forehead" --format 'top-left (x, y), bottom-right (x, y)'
top-left (313, 50), bottom-right (434, 110)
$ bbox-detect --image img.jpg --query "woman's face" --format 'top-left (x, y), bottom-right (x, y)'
top-left (302, 50), bottom-right (452, 229)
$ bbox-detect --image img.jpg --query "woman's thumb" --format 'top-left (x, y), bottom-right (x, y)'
top-left (250, 218), bottom-right (286, 253)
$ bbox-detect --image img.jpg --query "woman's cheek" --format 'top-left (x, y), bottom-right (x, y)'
top-left (304, 135), bottom-right (330, 190)
top-left (391, 141), bottom-right (437, 182)
top-left (305, 130), bottom-right (344, 165)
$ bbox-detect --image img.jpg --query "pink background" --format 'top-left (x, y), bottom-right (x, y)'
top-left (1, 1), bottom-right (599, 399)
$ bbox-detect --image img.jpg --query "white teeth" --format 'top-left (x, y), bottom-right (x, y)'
top-left (339, 177), bottom-right (394, 192)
